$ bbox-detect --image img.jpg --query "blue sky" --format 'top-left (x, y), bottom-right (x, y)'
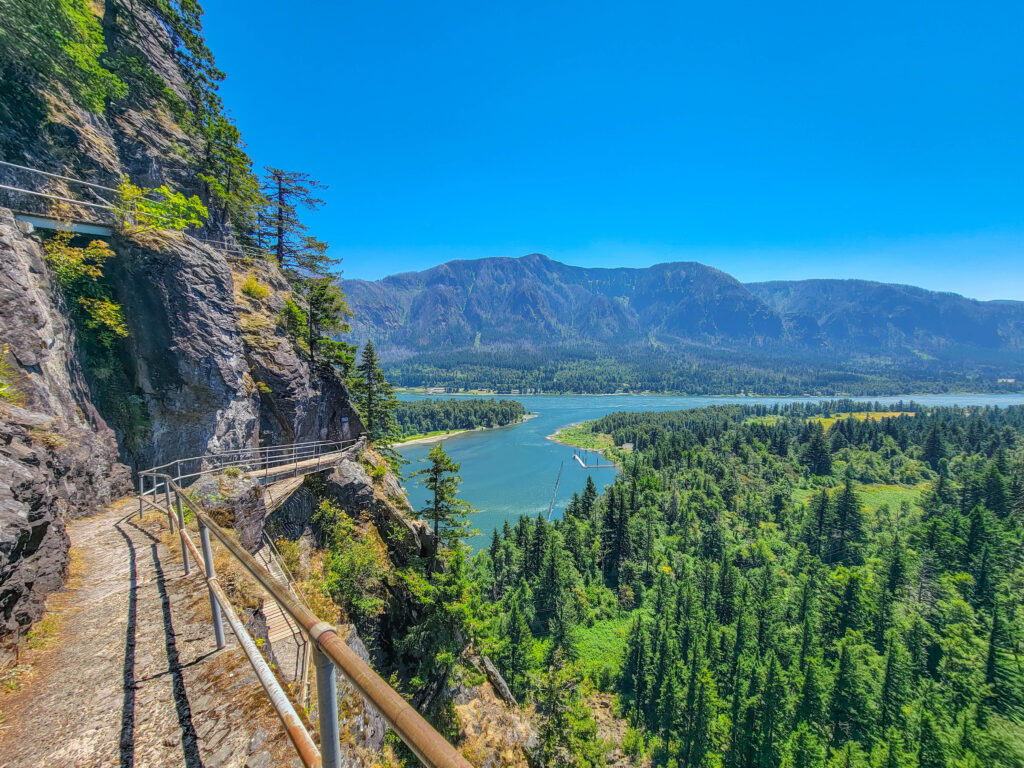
top-left (201, 1), bottom-right (1023, 299)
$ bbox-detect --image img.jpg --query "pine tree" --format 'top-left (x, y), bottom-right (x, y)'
top-left (802, 489), bottom-right (833, 559)
top-left (833, 478), bottom-right (866, 565)
top-left (581, 475), bottom-right (598, 520)
top-left (782, 722), bottom-right (825, 768)
top-left (879, 637), bottom-right (910, 731)
top-left (686, 667), bottom-right (721, 768)
top-left (757, 654), bottom-right (789, 768)
top-left (830, 643), bottom-right (874, 748)
top-left (922, 424), bottom-right (946, 470)
top-left (260, 167), bottom-right (333, 276)
top-left (717, 550), bottom-right (738, 624)
top-left (796, 660), bottom-right (828, 731)
top-left (537, 651), bottom-right (604, 767)
top-left (350, 340), bottom-right (398, 448)
top-left (497, 588), bottom-right (534, 700)
top-left (917, 711), bottom-right (949, 768)
top-left (411, 444), bottom-right (474, 557)
top-left (802, 423), bottom-right (833, 476)
top-left (982, 463), bottom-right (1009, 518)
top-left (297, 275), bottom-right (355, 372)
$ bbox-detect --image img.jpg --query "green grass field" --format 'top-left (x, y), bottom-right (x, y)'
top-left (809, 411), bottom-right (915, 432)
top-left (551, 423), bottom-right (615, 452)
top-left (792, 482), bottom-right (928, 515)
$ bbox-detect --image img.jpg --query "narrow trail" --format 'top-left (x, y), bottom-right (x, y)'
top-left (0, 499), bottom-right (299, 768)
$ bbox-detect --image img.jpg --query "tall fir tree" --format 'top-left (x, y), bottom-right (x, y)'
top-left (350, 340), bottom-right (398, 449)
top-left (411, 444), bottom-right (474, 558)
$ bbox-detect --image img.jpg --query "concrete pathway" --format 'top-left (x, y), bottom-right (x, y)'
top-left (0, 499), bottom-right (300, 767)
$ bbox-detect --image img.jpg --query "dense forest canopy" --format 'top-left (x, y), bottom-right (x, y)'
top-left (394, 397), bottom-right (526, 438)
top-left (385, 346), bottom-right (1022, 397)
top-left (466, 402), bottom-right (1024, 767)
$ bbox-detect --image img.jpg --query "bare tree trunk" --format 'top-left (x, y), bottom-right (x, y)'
top-left (276, 174), bottom-right (285, 266)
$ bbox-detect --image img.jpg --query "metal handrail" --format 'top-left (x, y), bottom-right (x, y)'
top-left (137, 439), bottom-right (359, 516)
top-left (256, 533), bottom-right (312, 707)
top-left (146, 472), bottom-right (473, 768)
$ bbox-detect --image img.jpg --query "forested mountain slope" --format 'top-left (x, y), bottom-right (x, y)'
top-left (471, 402), bottom-right (1024, 766)
top-left (343, 255), bottom-right (1024, 394)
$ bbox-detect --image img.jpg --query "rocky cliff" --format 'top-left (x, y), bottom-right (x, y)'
top-left (0, 0), bottom-right (362, 643)
top-left (0, 209), bottom-right (130, 640)
top-left (0, 3), bottom-right (537, 763)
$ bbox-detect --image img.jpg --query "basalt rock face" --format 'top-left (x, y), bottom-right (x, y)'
top-left (111, 232), bottom-right (260, 470)
top-left (321, 451), bottom-right (435, 565)
top-left (0, 211), bottom-right (131, 639)
top-left (188, 471), bottom-right (266, 552)
top-left (0, 0), bottom-right (362, 639)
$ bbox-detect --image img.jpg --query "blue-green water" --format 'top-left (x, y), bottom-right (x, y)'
top-left (397, 393), bottom-right (1024, 549)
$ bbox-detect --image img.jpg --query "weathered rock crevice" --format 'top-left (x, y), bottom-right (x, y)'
top-left (0, 211), bottom-right (131, 642)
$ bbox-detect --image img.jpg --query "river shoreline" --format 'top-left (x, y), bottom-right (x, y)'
top-left (395, 412), bottom-right (538, 447)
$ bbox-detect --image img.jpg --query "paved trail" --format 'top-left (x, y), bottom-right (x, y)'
top-left (0, 499), bottom-right (299, 768)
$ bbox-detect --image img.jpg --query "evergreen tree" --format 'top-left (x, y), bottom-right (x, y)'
top-left (917, 711), bottom-right (949, 768)
top-left (922, 424), bottom-right (946, 470)
top-left (982, 463), bottom-right (1009, 518)
top-left (260, 167), bottom-right (332, 276)
top-left (757, 654), bottom-right (789, 768)
top-left (802, 423), bottom-right (833, 475)
top-left (782, 723), bottom-right (826, 768)
top-left (350, 340), bottom-right (398, 448)
top-left (796, 661), bottom-right (828, 731)
top-left (833, 478), bottom-right (866, 565)
top-left (411, 444), bottom-right (474, 556)
top-left (496, 588), bottom-right (534, 700)
top-left (537, 651), bottom-right (605, 767)
top-left (297, 275), bottom-right (355, 372)
top-left (830, 643), bottom-right (875, 748)
top-left (686, 667), bottom-right (721, 768)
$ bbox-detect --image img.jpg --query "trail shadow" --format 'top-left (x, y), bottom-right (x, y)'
top-left (149, 540), bottom-right (205, 768)
top-left (134, 650), bottom-right (218, 683)
top-left (114, 523), bottom-right (137, 768)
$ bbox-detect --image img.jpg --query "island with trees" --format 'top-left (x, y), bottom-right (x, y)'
top-left (393, 397), bottom-right (528, 443)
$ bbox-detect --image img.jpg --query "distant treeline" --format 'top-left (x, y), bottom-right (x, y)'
top-left (394, 398), bottom-right (526, 438)
top-left (384, 346), bottom-right (1022, 396)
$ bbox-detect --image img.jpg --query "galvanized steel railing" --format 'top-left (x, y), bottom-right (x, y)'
top-left (135, 460), bottom-right (472, 768)
top-left (137, 439), bottom-right (358, 515)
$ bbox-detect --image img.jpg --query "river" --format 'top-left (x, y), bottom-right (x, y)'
top-left (396, 393), bottom-right (1024, 549)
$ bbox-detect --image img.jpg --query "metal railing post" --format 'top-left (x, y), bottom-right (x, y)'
top-left (175, 489), bottom-right (190, 575)
top-left (313, 646), bottom-right (342, 768)
top-left (138, 474), bottom-right (144, 518)
top-left (162, 483), bottom-right (176, 533)
top-left (199, 520), bottom-right (226, 649)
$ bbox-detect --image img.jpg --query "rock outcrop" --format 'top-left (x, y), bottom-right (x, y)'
top-left (188, 470), bottom-right (266, 552)
top-left (112, 233), bottom-right (260, 469)
top-left (0, 211), bottom-right (130, 641)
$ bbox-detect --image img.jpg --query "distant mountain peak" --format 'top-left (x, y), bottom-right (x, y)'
top-left (342, 254), bottom-right (1024, 378)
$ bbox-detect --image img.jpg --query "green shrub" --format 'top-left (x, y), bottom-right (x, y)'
top-left (241, 273), bottom-right (269, 300)
top-left (0, 345), bottom-right (24, 405)
top-left (316, 500), bottom-right (385, 624)
top-left (115, 179), bottom-right (207, 232)
top-left (44, 230), bottom-right (127, 348)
